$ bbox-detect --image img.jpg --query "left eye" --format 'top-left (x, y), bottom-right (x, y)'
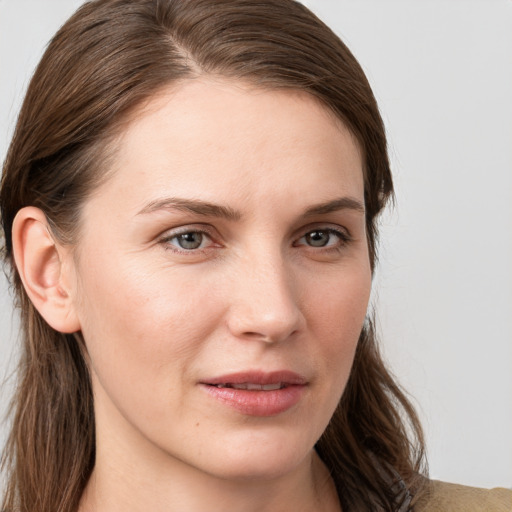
top-left (167, 231), bottom-right (210, 250)
top-left (297, 229), bottom-right (345, 248)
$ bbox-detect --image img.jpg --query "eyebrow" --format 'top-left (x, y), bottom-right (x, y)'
top-left (136, 196), bottom-right (365, 220)
top-left (137, 197), bottom-right (242, 221)
top-left (303, 197), bottom-right (365, 216)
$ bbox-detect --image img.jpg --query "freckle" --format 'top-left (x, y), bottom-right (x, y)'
top-left (195, 422), bottom-right (200, 427)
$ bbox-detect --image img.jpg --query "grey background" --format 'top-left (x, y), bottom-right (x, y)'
top-left (1, 0), bottom-right (511, 488)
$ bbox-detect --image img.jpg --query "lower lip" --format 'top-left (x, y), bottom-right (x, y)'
top-left (201, 384), bottom-right (306, 416)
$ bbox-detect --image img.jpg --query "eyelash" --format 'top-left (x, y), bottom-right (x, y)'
top-left (158, 226), bottom-right (352, 255)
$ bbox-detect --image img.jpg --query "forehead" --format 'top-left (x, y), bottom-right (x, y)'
top-left (89, 78), bottom-right (364, 218)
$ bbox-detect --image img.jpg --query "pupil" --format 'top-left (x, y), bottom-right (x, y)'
top-left (178, 232), bottom-right (202, 249)
top-left (307, 231), bottom-right (329, 247)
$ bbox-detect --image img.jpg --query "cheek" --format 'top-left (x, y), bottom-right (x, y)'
top-left (308, 260), bottom-right (371, 335)
top-left (74, 256), bottom-right (222, 397)
top-left (308, 263), bottom-right (371, 382)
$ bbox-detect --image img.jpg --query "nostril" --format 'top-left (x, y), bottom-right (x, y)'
top-left (239, 329), bottom-right (299, 344)
top-left (242, 331), bottom-right (272, 343)
top-left (242, 331), bottom-right (274, 343)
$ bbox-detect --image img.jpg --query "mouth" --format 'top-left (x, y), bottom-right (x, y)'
top-left (209, 382), bottom-right (288, 391)
top-left (200, 371), bottom-right (307, 416)
top-left (201, 370), bottom-right (307, 389)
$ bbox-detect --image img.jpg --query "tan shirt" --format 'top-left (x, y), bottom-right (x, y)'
top-left (415, 480), bottom-right (512, 511)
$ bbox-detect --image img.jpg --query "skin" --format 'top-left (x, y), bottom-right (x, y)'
top-left (15, 78), bottom-right (372, 511)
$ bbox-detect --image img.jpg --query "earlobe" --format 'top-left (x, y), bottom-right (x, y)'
top-left (12, 207), bottom-right (81, 333)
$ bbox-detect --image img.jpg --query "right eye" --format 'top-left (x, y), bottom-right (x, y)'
top-left (160, 229), bottom-right (215, 253)
top-left (170, 231), bottom-right (207, 250)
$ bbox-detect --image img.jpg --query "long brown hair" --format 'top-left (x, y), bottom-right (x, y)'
top-left (0, 1), bottom-right (427, 510)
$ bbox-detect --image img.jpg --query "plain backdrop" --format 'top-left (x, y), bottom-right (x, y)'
top-left (1, 0), bottom-right (511, 489)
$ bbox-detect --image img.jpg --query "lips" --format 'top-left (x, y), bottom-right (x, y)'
top-left (203, 370), bottom-right (307, 387)
top-left (212, 382), bottom-right (286, 391)
top-left (200, 371), bottom-right (307, 416)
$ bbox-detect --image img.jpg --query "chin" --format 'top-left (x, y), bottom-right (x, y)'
top-left (193, 428), bottom-right (316, 481)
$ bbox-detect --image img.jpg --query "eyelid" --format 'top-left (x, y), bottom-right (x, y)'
top-left (160, 223), bottom-right (214, 236)
top-left (294, 223), bottom-right (352, 241)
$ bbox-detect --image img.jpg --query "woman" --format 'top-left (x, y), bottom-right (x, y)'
top-left (0, 1), bottom-right (510, 511)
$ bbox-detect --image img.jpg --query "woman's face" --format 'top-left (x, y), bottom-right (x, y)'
top-left (70, 78), bottom-right (371, 480)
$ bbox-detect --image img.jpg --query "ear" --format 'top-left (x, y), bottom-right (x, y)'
top-left (12, 207), bottom-right (81, 333)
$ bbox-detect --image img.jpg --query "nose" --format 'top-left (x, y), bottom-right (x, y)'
top-left (226, 251), bottom-right (304, 344)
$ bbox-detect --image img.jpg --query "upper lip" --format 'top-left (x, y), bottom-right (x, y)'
top-left (201, 370), bottom-right (308, 386)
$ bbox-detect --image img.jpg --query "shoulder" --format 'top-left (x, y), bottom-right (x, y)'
top-left (414, 479), bottom-right (512, 512)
